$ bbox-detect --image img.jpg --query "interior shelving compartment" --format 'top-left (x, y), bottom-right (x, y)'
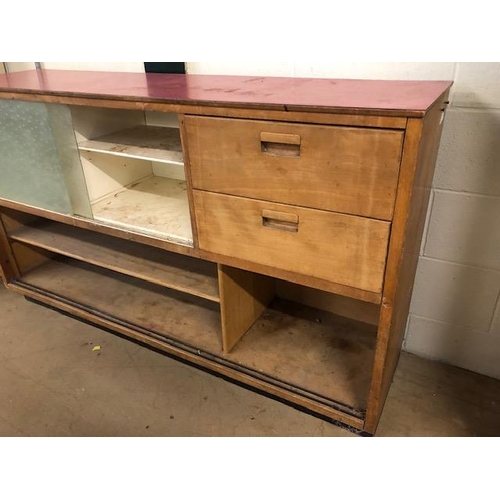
top-left (70, 107), bottom-right (192, 246)
top-left (219, 270), bottom-right (379, 413)
top-left (4, 211), bottom-right (379, 415)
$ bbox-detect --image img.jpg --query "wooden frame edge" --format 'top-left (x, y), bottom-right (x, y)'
top-left (364, 95), bottom-right (449, 434)
top-left (0, 91), bottom-right (407, 129)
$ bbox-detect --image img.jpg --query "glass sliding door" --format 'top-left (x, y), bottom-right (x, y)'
top-left (0, 100), bottom-right (92, 217)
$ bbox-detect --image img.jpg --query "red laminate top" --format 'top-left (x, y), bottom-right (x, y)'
top-left (0, 70), bottom-right (452, 116)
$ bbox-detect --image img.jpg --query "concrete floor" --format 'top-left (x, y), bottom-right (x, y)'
top-left (0, 285), bottom-right (499, 437)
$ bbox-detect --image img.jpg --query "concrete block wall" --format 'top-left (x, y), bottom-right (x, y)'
top-left (4, 62), bottom-right (499, 379)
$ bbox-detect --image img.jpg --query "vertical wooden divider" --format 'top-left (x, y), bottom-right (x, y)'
top-left (218, 264), bottom-right (276, 354)
top-left (178, 114), bottom-right (199, 248)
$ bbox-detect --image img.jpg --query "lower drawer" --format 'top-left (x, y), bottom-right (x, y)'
top-left (194, 191), bottom-right (390, 293)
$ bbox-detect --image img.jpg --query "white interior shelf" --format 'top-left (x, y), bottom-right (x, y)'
top-left (78, 125), bottom-right (184, 165)
top-left (91, 176), bottom-right (193, 245)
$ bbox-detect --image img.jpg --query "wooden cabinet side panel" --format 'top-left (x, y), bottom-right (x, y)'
top-left (0, 215), bottom-right (19, 284)
top-left (365, 98), bottom-right (449, 433)
top-left (10, 242), bottom-right (52, 274)
top-left (1, 209), bottom-right (49, 284)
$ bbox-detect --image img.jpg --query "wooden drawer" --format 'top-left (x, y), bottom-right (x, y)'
top-left (185, 116), bottom-right (404, 221)
top-left (194, 190), bottom-right (390, 293)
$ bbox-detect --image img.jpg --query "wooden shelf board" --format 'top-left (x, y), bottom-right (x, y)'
top-left (17, 257), bottom-right (376, 413)
top-left (10, 221), bottom-right (219, 303)
top-left (79, 125), bottom-right (184, 165)
top-left (91, 176), bottom-right (193, 245)
top-left (17, 258), bottom-right (222, 352)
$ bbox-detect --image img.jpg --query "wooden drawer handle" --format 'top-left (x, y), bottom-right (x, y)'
top-left (260, 132), bottom-right (301, 157)
top-left (262, 209), bottom-right (299, 233)
top-left (260, 132), bottom-right (301, 145)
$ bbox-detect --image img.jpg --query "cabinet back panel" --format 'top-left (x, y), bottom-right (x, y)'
top-left (145, 111), bottom-right (180, 129)
top-left (70, 106), bottom-right (145, 143)
top-left (81, 152), bottom-right (153, 203)
top-left (276, 280), bottom-right (380, 326)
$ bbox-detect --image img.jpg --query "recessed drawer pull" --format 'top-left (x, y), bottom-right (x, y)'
top-left (260, 132), bottom-right (301, 157)
top-left (262, 209), bottom-right (299, 233)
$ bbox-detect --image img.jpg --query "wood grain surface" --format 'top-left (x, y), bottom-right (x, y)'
top-left (194, 191), bottom-right (391, 293)
top-left (187, 116), bottom-right (403, 220)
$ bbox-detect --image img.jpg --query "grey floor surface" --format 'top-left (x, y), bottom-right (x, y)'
top-left (1, 286), bottom-right (499, 437)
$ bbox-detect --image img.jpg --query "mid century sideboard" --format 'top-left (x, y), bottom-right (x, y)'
top-left (0, 70), bottom-right (452, 434)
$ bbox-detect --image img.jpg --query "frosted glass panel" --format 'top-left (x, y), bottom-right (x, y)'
top-left (0, 100), bottom-right (92, 216)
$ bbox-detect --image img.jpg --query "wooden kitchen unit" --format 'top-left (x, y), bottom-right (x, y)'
top-left (0, 70), bottom-right (452, 434)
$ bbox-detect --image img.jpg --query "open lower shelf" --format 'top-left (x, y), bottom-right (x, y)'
top-left (91, 176), bottom-right (193, 245)
top-left (15, 258), bottom-right (222, 352)
top-left (226, 300), bottom-right (376, 411)
top-left (78, 125), bottom-right (184, 165)
top-left (13, 255), bottom-right (376, 414)
top-left (9, 220), bottom-right (219, 303)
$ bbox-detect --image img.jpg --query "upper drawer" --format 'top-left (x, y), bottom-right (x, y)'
top-left (185, 116), bottom-right (404, 221)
